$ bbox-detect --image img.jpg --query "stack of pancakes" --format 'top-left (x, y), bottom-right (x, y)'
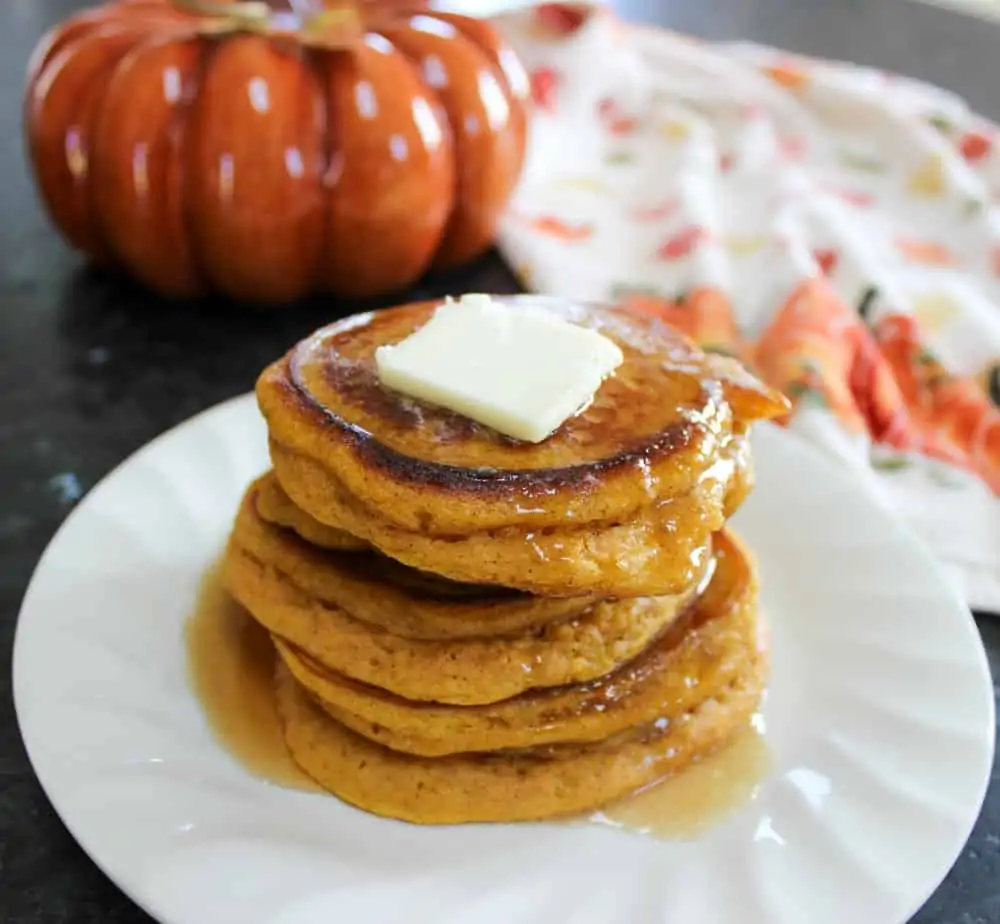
top-left (223, 297), bottom-right (789, 824)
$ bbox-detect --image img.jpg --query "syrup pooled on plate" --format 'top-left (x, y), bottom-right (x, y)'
top-left (185, 564), bottom-right (317, 792)
top-left (590, 715), bottom-right (771, 839)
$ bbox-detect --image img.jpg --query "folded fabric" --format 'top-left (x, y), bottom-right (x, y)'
top-left (492, 2), bottom-right (1000, 613)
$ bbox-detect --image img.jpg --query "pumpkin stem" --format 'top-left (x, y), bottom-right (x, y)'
top-left (300, 4), bottom-right (363, 42)
top-left (168, 0), bottom-right (364, 45)
top-left (287, 0), bottom-right (322, 16)
top-left (169, 0), bottom-right (272, 20)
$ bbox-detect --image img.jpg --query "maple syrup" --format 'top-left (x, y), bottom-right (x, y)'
top-left (185, 564), bottom-right (317, 791)
top-left (186, 564), bottom-right (769, 833)
top-left (591, 717), bottom-right (770, 839)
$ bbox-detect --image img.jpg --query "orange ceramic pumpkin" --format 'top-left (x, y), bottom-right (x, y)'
top-left (24, 0), bottom-right (530, 302)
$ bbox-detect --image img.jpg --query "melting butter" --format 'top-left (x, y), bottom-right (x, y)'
top-left (375, 294), bottom-right (624, 443)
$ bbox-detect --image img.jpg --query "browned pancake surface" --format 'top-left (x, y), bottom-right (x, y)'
top-left (258, 298), bottom-right (787, 534)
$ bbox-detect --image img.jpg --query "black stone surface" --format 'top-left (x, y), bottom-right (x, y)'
top-left (1, 1), bottom-right (998, 922)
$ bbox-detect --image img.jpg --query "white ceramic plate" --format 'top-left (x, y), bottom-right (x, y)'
top-left (14, 394), bottom-right (994, 924)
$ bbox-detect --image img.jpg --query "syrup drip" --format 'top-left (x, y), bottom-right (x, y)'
top-left (185, 564), bottom-right (317, 791)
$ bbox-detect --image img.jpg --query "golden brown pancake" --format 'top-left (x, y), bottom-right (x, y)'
top-left (224, 534), bottom-right (711, 706)
top-left (242, 476), bottom-right (598, 639)
top-left (276, 528), bottom-right (755, 756)
top-left (210, 296), bottom-right (785, 826)
top-left (255, 478), bottom-right (366, 552)
top-left (275, 650), bottom-right (766, 824)
top-left (268, 431), bottom-right (751, 597)
top-left (257, 298), bottom-right (788, 536)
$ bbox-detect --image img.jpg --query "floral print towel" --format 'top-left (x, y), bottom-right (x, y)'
top-left (492, 3), bottom-right (1000, 612)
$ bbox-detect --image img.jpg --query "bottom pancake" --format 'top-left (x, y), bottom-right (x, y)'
top-left (275, 648), bottom-right (766, 824)
top-left (275, 529), bottom-right (757, 757)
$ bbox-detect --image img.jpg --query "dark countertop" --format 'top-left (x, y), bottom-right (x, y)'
top-left (1, 1), bottom-right (998, 921)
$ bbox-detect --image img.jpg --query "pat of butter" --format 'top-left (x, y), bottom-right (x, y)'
top-left (375, 294), bottom-right (624, 443)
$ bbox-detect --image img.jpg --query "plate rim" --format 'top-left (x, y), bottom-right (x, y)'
top-left (12, 392), bottom-right (996, 924)
top-left (12, 393), bottom-right (258, 924)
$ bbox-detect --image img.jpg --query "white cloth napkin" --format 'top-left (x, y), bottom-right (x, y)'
top-left (492, 3), bottom-right (1000, 612)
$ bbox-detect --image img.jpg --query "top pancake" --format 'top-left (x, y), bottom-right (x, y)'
top-left (258, 296), bottom-right (789, 534)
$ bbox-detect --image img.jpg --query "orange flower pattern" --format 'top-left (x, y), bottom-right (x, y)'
top-left (530, 67), bottom-right (560, 113)
top-left (813, 249), bottom-right (839, 275)
top-left (530, 3), bottom-right (591, 39)
top-left (617, 286), bottom-right (744, 359)
top-left (960, 131), bottom-right (991, 162)
top-left (656, 226), bottom-right (709, 260)
top-left (496, 5), bottom-right (1000, 607)
top-left (872, 315), bottom-right (1000, 492)
top-left (632, 199), bottom-right (677, 222)
top-left (896, 238), bottom-right (956, 267)
top-left (763, 61), bottom-right (810, 91)
top-left (515, 214), bottom-right (594, 240)
top-left (597, 97), bottom-right (639, 135)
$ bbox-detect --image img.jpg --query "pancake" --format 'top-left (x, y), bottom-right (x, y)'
top-left (276, 528), bottom-right (756, 756)
top-left (224, 536), bottom-right (711, 706)
top-left (257, 298), bottom-right (788, 536)
top-left (275, 648), bottom-right (766, 824)
top-left (255, 477), bottom-right (366, 552)
top-left (268, 430), bottom-right (751, 597)
top-left (242, 476), bottom-right (598, 639)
